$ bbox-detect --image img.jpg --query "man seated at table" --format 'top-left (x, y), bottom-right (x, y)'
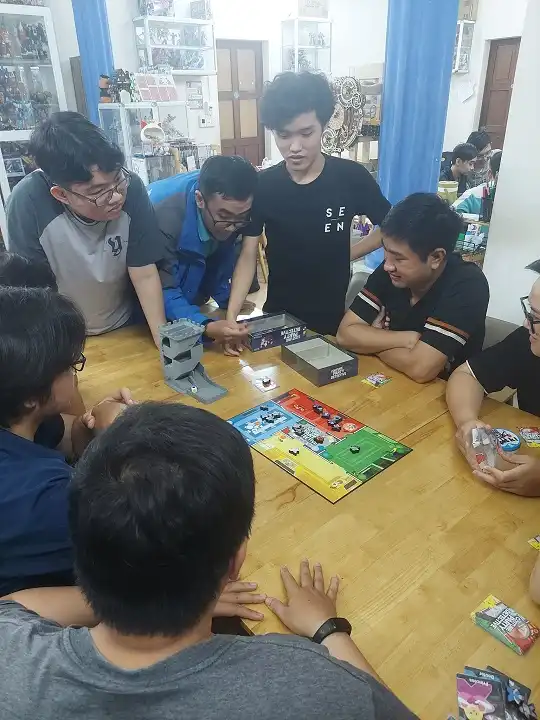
top-left (336, 193), bottom-right (489, 383)
top-left (149, 155), bottom-right (257, 346)
top-left (452, 151), bottom-right (502, 216)
top-left (439, 142), bottom-right (478, 197)
top-left (446, 277), bottom-right (540, 497)
top-left (466, 130), bottom-right (492, 187)
top-left (6, 112), bottom-right (166, 345)
top-left (0, 402), bottom-right (417, 720)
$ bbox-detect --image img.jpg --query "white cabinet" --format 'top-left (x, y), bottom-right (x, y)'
top-left (0, 3), bottom-right (67, 243)
top-left (281, 17), bottom-right (332, 74)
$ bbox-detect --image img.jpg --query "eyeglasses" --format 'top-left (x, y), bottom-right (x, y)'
top-left (71, 353), bottom-right (87, 373)
top-left (64, 168), bottom-right (131, 208)
top-left (520, 296), bottom-right (540, 330)
top-left (200, 192), bottom-right (251, 230)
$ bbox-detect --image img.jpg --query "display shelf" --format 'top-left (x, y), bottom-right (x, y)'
top-left (133, 15), bottom-right (213, 25)
top-left (281, 16), bottom-right (332, 73)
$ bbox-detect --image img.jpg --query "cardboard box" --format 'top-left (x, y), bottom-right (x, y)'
top-left (244, 313), bottom-right (307, 352)
top-left (281, 335), bottom-right (358, 386)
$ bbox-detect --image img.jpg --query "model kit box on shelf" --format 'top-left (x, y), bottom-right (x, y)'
top-left (244, 312), bottom-right (307, 352)
top-left (281, 335), bottom-right (359, 386)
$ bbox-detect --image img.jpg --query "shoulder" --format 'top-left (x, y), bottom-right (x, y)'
top-left (325, 155), bottom-right (372, 178)
top-left (445, 255), bottom-right (489, 295)
top-left (147, 170), bottom-right (199, 206)
top-left (256, 161), bottom-right (287, 186)
top-left (7, 171), bottom-right (61, 221)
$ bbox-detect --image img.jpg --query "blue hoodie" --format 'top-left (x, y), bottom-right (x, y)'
top-left (149, 171), bottom-right (238, 325)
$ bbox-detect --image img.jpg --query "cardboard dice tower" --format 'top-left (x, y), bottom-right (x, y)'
top-left (281, 335), bottom-right (359, 386)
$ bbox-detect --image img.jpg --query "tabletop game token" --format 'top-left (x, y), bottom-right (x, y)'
top-left (334, 425), bottom-right (342, 432)
top-left (493, 429), bottom-right (521, 452)
top-left (313, 404), bottom-right (323, 414)
top-left (519, 427), bottom-right (540, 448)
top-left (333, 415), bottom-right (343, 423)
top-left (260, 405), bottom-right (268, 411)
top-left (314, 435), bottom-right (325, 444)
top-left (322, 411), bottom-right (330, 419)
top-left (289, 448), bottom-right (300, 456)
top-left (262, 376), bottom-right (272, 387)
top-left (350, 446), bottom-right (360, 454)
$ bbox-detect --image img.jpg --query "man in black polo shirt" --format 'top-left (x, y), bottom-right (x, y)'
top-left (337, 193), bottom-right (489, 383)
top-left (446, 277), bottom-right (540, 497)
top-left (225, 71), bottom-right (390, 347)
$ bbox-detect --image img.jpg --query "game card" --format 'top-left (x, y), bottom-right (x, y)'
top-left (519, 426), bottom-right (540, 447)
top-left (362, 373), bottom-right (391, 388)
top-left (457, 673), bottom-right (505, 720)
top-left (528, 535), bottom-right (540, 551)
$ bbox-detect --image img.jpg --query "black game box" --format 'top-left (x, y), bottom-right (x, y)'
top-left (281, 335), bottom-right (359, 386)
top-left (244, 312), bottom-right (307, 352)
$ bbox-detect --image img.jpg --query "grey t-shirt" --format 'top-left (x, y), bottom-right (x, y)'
top-left (0, 601), bottom-right (417, 720)
top-left (6, 171), bottom-right (164, 335)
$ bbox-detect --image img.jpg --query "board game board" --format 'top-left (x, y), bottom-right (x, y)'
top-left (228, 388), bottom-right (412, 503)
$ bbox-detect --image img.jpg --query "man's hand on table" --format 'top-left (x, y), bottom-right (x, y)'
top-left (82, 388), bottom-right (136, 434)
top-left (204, 319), bottom-right (249, 348)
top-left (214, 580), bottom-right (267, 621)
top-left (474, 451), bottom-right (540, 497)
top-left (265, 559), bottom-right (339, 637)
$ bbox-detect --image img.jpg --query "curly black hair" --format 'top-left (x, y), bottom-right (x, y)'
top-left (260, 72), bottom-right (336, 131)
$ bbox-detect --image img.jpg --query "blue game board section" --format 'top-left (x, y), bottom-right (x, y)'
top-left (228, 401), bottom-right (300, 446)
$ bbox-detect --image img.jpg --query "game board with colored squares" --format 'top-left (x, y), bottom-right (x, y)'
top-left (228, 389), bottom-right (412, 503)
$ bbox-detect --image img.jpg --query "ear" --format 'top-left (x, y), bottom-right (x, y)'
top-left (430, 248), bottom-right (446, 270)
top-left (194, 189), bottom-right (205, 210)
top-left (228, 538), bottom-right (248, 581)
top-left (50, 185), bottom-right (71, 207)
top-left (23, 398), bottom-right (39, 413)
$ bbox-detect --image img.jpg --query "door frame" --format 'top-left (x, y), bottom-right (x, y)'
top-left (216, 39), bottom-right (265, 165)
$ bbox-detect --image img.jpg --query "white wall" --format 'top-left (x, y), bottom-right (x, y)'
top-left (481, 0), bottom-right (538, 323)
top-left (443, 0), bottom-right (527, 149)
top-left (44, 0), bottom-right (79, 111)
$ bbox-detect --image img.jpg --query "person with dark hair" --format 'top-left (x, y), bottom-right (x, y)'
top-left (0, 402), bottom-right (417, 720)
top-left (6, 112), bottom-right (166, 345)
top-left (0, 286), bottom-right (132, 596)
top-left (337, 193), bottom-right (489, 382)
top-left (0, 251), bottom-right (58, 290)
top-left (439, 142), bottom-right (478, 196)
top-left (148, 155), bottom-right (258, 345)
top-left (453, 151), bottom-right (502, 216)
top-left (467, 130), bottom-right (492, 186)
top-left (447, 276), bottom-right (540, 497)
top-left (225, 71), bottom-right (391, 346)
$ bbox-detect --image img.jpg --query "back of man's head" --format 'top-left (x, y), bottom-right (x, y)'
top-left (0, 252), bottom-right (57, 290)
top-left (29, 111), bottom-right (124, 187)
top-left (451, 142), bottom-right (477, 165)
top-left (198, 154), bottom-right (258, 201)
top-left (381, 193), bottom-right (463, 260)
top-left (70, 402), bottom-right (256, 637)
top-left (467, 130), bottom-right (490, 153)
top-left (260, 71), bottom-right (336, 131)
top-left (490, 150), bottom-right (502, 177)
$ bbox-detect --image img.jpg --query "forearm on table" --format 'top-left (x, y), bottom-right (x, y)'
top-left (351, 227), bottom-right (382, 261)
top-left (337, 324), bottom-right (413, 355)
top-left (129, 265), bottom-right (166, 340)
top-left (2, 586), bottom-right (97, 628)
top-left (226, 240), bottom-right (259, 321)
top-left (322, 633), bottom-right (383, 684)
top-left (446, 365), bottom-right (485, 427)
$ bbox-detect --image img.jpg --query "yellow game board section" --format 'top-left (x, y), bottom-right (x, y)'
top-left (253, 432), bottom-right (358, 503)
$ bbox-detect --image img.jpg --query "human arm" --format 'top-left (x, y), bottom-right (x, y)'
top-left (351, 226), bottom-right (383, 261)
top-left (530, 554), bottom-right (540, 605)
top-left (446, 362), bottom-right (490, 465)
top-left (6, 176), bottom-right (49, 261)
top-left (337, 309), bottom-right (420, 355)
top-left (128, 264), bottom-right (166, 346)
top-left (226, 234), bottom-right (260, 323)
top-left (377, 342), bottom-right (449, 383)
top-left (349, 163), bottom-right (390, 262)
top-left (473, 452), bottom-right (540, 497)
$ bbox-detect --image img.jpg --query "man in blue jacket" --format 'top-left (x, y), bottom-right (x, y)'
top-left (149, 155), bottom-right (258, 345)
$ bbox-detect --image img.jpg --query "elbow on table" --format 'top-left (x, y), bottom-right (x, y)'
top-left (406, 363), bottom-right (441, 384)
top-left (336, 323), bottom-right (362, 352)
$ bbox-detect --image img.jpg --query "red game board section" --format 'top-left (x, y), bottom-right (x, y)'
top-left (275, 389), bottom-right (364, 440)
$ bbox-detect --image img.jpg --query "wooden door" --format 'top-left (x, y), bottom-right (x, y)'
top-left (217, 40), bottom-right (264, 165)
top-left (479, 37), bottom-right (520, 149)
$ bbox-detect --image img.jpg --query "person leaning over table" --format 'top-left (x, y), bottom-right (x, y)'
top-left (0, 401), bottom-right (418, 720)
top-left (446, 275), bottom-right (540, 498)
top-left (336, 193), bottom-right (489, 383)
top-left (148, 154), bottom-right (257, 347)
top-left (6, 112), bottom-right (166, 346)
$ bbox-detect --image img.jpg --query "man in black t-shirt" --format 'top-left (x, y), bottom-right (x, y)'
top-left (446, 278), bottom-right (540, 497)
top-left (439, 143), bottom-right (477, 197)
top-left (225, 72), bottom-right (390, 348)
top-left (337, 193), bottom-right (489, 383)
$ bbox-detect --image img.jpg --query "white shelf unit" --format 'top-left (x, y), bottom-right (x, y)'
top-left (0, 3), bottom-right (67, 246)
top-left (133, 15), bottom-right (216, 75)
top-left (282, 16), bottom-right (332, 74)
top-left (453, 19), bottom-right (475, 73)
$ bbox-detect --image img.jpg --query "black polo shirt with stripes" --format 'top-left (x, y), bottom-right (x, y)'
top-left (350, 253), bottom-right (489, 375)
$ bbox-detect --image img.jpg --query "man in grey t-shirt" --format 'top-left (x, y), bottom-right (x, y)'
top-left (6, 112), bottom-right (166, 343)
top-left (0, 403), bottom-right (417, 720)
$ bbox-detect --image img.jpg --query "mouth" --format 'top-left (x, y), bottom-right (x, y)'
top-left (289, 156), bottom-right (305, 164)
top-left (389, 274), bottom-right (401, 282)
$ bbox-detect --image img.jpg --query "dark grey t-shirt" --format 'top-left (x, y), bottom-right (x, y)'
top-left (6, 171), bottom-right (164, 335)
top-left (0, 601), bottom-right (417, 720)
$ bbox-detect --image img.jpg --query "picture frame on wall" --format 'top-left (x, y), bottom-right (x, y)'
top-left (298, 0), bottom-right (328, 19)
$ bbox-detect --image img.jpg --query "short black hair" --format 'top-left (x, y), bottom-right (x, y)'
top-left (381, 193), bottom-right (463, 260)
top-left (70, 402), bottom-right (256, 637)
top-left (452, 143), bottom-right (478, 164)
top-left (0, 287), bottom-right (86, 427)
top-left (260, 71), bottom-right (336, 130)
top-left (0, 252), bottom-right (57, 290)
top-left (29, 111), bottom-right (124, 186)
top-left (198, 155), bottom-right (258, 201)
top-left (490, 150), bottom-right (502, 175)
top-left (467, 130), bottom-right (491, 152)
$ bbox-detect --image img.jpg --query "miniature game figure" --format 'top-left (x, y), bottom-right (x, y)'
top-left (289, 448), bottom-right (300, 456)
top-left (350, 446), bottom-right (360, 454)
top-left (322, 411), bottom-right (330, 419)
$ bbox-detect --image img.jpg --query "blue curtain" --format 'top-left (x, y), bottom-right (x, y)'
top-left (378, 0), bottom-right (459, 205)
top-left (71, 0), bottom-right (114, 125)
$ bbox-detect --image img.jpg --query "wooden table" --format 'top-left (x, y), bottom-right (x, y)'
top-left (81, 327), bottom-right (540, 719)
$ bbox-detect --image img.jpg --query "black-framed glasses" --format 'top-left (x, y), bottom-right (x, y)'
top-left (521, 296), bottom-right (540, 330)
top-left (200, 192), bottom-right (251, 230)
top-left (64, 168), bottom-right (131, 208)
top-left (71, 353), bottom-right (87, 373)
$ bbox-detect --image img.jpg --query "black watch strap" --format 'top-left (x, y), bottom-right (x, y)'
top-left (312, 617), bottom-right (352, 644)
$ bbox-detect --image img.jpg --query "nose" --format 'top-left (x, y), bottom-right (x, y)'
top-left (290, 138), bottom-right (303, 154)
top-left (384, 256), bottom-right (396, 273)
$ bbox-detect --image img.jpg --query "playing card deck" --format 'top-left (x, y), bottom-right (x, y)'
top-left (471, 595), bottom-right (539, 655)
top-left (455, 665), bottom-right (536, 720)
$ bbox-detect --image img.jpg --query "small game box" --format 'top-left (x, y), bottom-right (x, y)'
top-left (244, 312), bottom-right (306, 352)
top-left (471, 595), bottom-right (540, 655)
top-left (281, 335), bottom-right (358, 386)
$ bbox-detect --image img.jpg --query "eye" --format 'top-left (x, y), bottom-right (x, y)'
top-left (301, 131), bottom-right (313, 137)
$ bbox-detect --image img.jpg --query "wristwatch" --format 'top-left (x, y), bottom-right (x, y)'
top-left (312, 617), bottom-right (352, 644)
